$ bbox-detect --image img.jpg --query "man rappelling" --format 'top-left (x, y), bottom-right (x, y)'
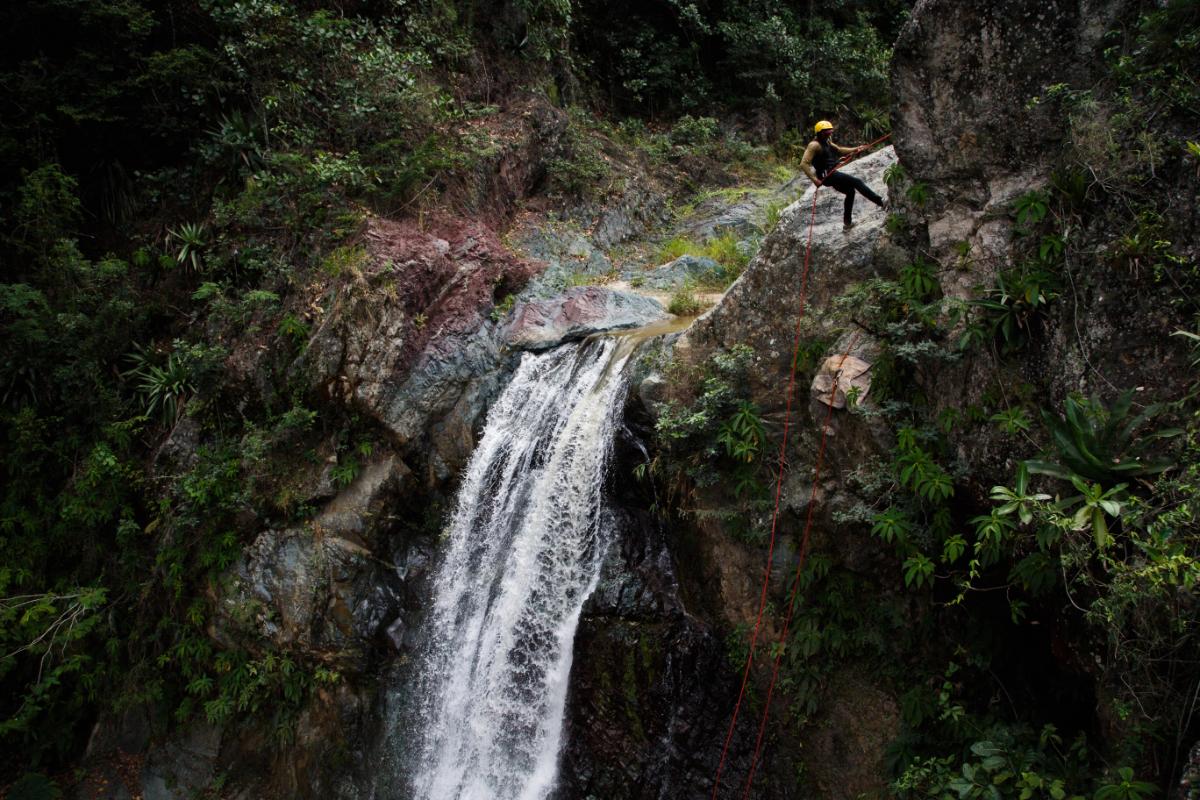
top-left (799, 120), bottom-right (886, 231)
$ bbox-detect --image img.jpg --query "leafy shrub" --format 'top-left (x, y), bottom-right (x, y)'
top-left (899, 257), bottom-right (939, 302)
top-left (668, 115), bottom-right (720, 147)
top-left (1013, 190), bottom-right (1050, 228)
top-left (278, 313), bottom-right (310, 345)
top-left (905, 180), bottom-right (929, 207)
top-left (668, 284), bottom-right (705, 316)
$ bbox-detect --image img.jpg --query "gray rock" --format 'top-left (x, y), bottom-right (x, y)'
top-left (683, 146), bottom-right (899, 381)
top-left (314, 455), bottom-right (411, 541)
top-left (635, 254), bottom-right (723, 291)
top-left (215, 522), bottom-right (397, 665)
top-left (588, 180), bottom-right (673, 249)
top-left (517, 224), bottom-right (613, 298)
top-left (152, 416), bottom-right (201, 477)
top-left (682, 176), bottom-right (807, 242)
top-left (892, 0), bottom-right (1131, 192)
top-left (505, 286), bottom-right (669, 351)
top-left (140, 722), bottom-right (221, 800)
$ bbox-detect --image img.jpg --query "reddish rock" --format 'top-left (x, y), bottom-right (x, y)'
top-left (300, 216), bottom-right (541, 470)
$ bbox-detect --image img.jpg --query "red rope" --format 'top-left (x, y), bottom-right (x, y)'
top-left (739, 336), bottom-right (861, 799)
top-left (710, 132), bottom-right (890, 799)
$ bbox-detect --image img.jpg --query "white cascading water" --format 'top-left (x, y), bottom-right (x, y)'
top-left (405, 337), bottom-right (636, 800)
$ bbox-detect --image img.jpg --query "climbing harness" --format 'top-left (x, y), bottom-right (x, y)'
top-left (711, 132), bottom-right (892, 800)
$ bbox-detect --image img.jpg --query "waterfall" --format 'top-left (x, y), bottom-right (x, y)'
top-left (400, 337), bottom-right (637, 800)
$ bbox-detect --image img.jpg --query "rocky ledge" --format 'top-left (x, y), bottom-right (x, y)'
top-left (505, 286), bottom-right (669, 351)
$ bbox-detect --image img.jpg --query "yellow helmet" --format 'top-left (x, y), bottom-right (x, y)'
top-left (814, 120), bottom-right (834, 134)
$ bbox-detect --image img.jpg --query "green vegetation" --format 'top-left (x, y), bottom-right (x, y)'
top-left (573, 1), bottom-right (902, 130)
top-left (655, 232), bottom-right (752, 287)
top-left (667, 283), bottom-right (706, 316)
top-left (491, 293), bottom-right (518, 322)
top-left (9, 0), bottom-right (1197, 794)
top-left (645, 345), bottom-right (771, 542)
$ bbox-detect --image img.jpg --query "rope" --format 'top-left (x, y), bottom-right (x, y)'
top-left (740, 334), bottom-right (861, 799)
top-left (710, 132), bottom-right (891, 799)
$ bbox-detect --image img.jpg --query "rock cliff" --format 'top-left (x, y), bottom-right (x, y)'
top-left (620, 0), bottom-right (1199, 796)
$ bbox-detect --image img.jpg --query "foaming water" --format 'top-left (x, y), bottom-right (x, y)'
top-left (395, 338), bottom-right (636, 800)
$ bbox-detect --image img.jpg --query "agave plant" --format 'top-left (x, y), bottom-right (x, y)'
top-left (124, 345), bottom-right (195, 424)
top-left (169, 222), bottom-right (207, 273)
top-left (210, 110), bottom-right (265, 172)
top-left (1026, 390), bottom-right (1183, 487)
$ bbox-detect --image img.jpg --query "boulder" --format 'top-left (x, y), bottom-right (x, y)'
top-left (811, 354), bottom-right (873, 410)
top-left (505, 286), bottom-right (669, 351)
top-left (635, 254), bottom-right (724, 291)
top-left (810, 332), bottom-right (881, 411)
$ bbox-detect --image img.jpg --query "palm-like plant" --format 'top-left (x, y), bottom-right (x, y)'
top-left (210, 110), bottom-right (265, 172)
top-left (124, 345), bottom-right (196, 424)
top-left (169, 223), bottom-right (207, 273)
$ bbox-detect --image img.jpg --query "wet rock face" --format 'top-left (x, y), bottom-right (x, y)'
top-left (212, 455), bottom-right (413, 670)
top-left (505, 286), bottom-right (669, 351)
top-left (215, 526), bottom-right (401, 668)
top-left (892, 0), bottom-right (1130, 190)
top-left (558, 416), bottom-right (766, 800)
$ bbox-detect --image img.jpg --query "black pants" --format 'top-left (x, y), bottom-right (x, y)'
top-left (822, 171), bottom-right (884, 225)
